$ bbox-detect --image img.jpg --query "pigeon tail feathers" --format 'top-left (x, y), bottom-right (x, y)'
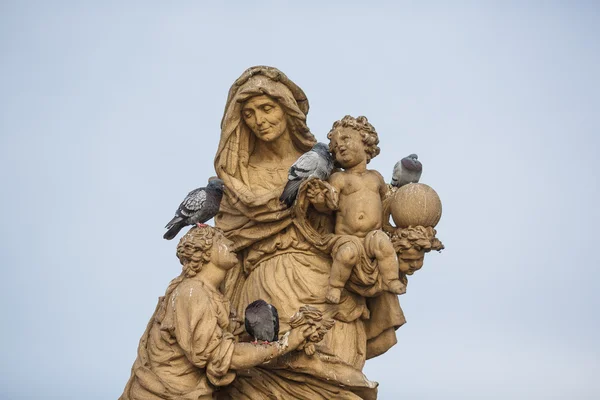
top-left (163, 220), bottom-right (187, 240)
top-left (279, 179), bottom-right (303, 207)
top-left (165, 215), bottom-right (184, 229)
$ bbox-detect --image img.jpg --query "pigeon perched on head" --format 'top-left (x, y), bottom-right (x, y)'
top-left (391, 154), bottom-right (422, 188)
top-left (163, 178), bottom-right (224, 240)
top-left (244, 299), bottom-right (279, 344)
top-left (279, 142), bottom-right (334, 207)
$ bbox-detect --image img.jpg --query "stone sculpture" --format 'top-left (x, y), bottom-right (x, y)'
top-left (319, 115), bottom-right (406, 304)
top-left (122, 66), bottom-right (444, 399)
top-left (121, 226), bottom-right (329, 399)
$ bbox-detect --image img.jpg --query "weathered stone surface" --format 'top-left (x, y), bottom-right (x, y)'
top-left (122, 66), bottom-right (444, 400)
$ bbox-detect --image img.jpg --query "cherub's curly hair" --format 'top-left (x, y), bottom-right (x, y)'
top-left (390, 226), bottom-right (445, 253)
top-left (176, 226), bottom-right (218, 277)
top-left (327, 115), bottom-right (380, 163)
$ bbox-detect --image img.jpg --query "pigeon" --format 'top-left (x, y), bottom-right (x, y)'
top-left (244, 299), bottom-right (279, 344)
top-left (163, 178), bottom-right (224, 240)
top-left (391, 154), bottom-right (422, 188)
top-left (279, 142), bottom-right (334, 207)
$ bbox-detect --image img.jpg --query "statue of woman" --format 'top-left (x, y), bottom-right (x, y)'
top-left (215, 66), bottom-right (405, 399)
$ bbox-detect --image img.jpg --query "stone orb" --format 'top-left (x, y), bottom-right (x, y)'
top-left (390, 183), bottom-right (442, 228)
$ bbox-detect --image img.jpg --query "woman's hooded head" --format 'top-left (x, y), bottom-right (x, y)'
top-left (215, 66), bottom-right (316, 184)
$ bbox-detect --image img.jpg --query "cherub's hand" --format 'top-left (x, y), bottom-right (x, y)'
top-left (306, 179), bottom-right (336, 212)
top-left (306, 180), bottom-right (327, 206)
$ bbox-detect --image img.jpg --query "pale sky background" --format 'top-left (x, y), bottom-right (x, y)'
top-left (1, 1), bottom-right (599, 399)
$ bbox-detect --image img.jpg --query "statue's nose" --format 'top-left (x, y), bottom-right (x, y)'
top-left (256, 113), bottom-right (267, 126)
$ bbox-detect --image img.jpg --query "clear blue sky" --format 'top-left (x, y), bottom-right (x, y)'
top-left (1, 1), bottom-right (599, 399)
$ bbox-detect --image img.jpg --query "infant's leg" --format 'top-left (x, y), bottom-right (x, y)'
top-left (371, 231), bottom-right (406, 295)
top-left (326, 242), bottom-right (359, 304)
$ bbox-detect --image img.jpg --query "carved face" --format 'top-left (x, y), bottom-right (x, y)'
top-left (242, 95), bottom-right (288, 142)
top-left (211, 233), bottom-right (238, 271)
top-left (398, 248), bottom-right (424, 275)
top-left (329, 127), bottom-right (367, 169)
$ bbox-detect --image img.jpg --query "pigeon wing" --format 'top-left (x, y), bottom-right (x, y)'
top-left (288, 150), bottom-right (320, 181)
top-left (270, 304), bottom-right (279, 342)
top-left (313, 152), bottom-right (334, 180)
top-left (244, 314), bottom-right (253, 339)
top-left (245, 306), bottom-right (260, 339)
top-left (391, 161), bottom-right (402, 186)
top-left (280, 150), bottom-right (321, 206)
top-left (177, 188), bottom-right (207, 218)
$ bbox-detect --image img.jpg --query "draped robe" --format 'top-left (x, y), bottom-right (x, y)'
top-left (120, 278), bottom-right (236, 400)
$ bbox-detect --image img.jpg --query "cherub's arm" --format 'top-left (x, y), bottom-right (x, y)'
top-left (306, 172), bottom-right (343, 214)
top-left (373, 170), bottom-right (388, 199)
top-left (328, 172), bottom-right (344, 206)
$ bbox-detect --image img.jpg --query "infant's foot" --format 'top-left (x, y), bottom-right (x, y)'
top-left (388, 279), bottom-right (406, 295)
top-left (325, 287), bottom-right (342, 304)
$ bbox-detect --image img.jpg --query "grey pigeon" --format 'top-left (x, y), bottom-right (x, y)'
top-left (391, 154), bottom-right (423, 188)
top-left (280, 142), bottom-right (334, 207)
top-left (245, 299), bottom-right (279, 343)
top-left (163, 179), bottom-right (224, 240)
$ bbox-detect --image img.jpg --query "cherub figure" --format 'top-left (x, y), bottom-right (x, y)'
top-left (390, 225), bottom-right (444, 275)
top-left (316, 115), bottom-right (406, 304)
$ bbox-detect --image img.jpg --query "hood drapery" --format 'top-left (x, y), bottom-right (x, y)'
top-left (215, 66), bottom-right (316, 209)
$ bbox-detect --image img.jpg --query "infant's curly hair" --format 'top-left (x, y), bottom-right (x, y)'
top-left (176, 226), bottom-right (218, 277)
top-left (327, 115), bottom-right (380, 163)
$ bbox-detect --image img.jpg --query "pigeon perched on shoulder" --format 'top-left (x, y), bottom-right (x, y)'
top-left (163, 178), bottom-right (224, 240)
top-left (391, 154), bottom-right (422, 188)
top-left (245, 299), bottom-right (279, 344)
top-left (280, 142), bottom-right (334, 207)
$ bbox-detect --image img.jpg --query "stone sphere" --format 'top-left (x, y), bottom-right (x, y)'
top-left (390, 183), bottom-right (442, 228)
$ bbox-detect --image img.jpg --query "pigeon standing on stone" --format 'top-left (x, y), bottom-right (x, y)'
top-left (244, 299), bottom-right (279, 344)
top-left (163, 178), bottom-right (225, 240)
top-left (280, 142), bottom-right (334, 207)
top-left (391, 154), bottom-right (423, 188)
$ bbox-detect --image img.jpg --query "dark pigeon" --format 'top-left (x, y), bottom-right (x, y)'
top-left (280, 142), bottom-right (334, 207)
top-left (244, 299), bottom-right (279, 343)
top-left (163, 179), bottom-right (224, 240)
top-left (391, 153), bottom-right (422, 188)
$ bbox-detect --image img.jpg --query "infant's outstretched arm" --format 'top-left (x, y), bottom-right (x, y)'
top-left (306, 174), bottom-right (342, 213)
